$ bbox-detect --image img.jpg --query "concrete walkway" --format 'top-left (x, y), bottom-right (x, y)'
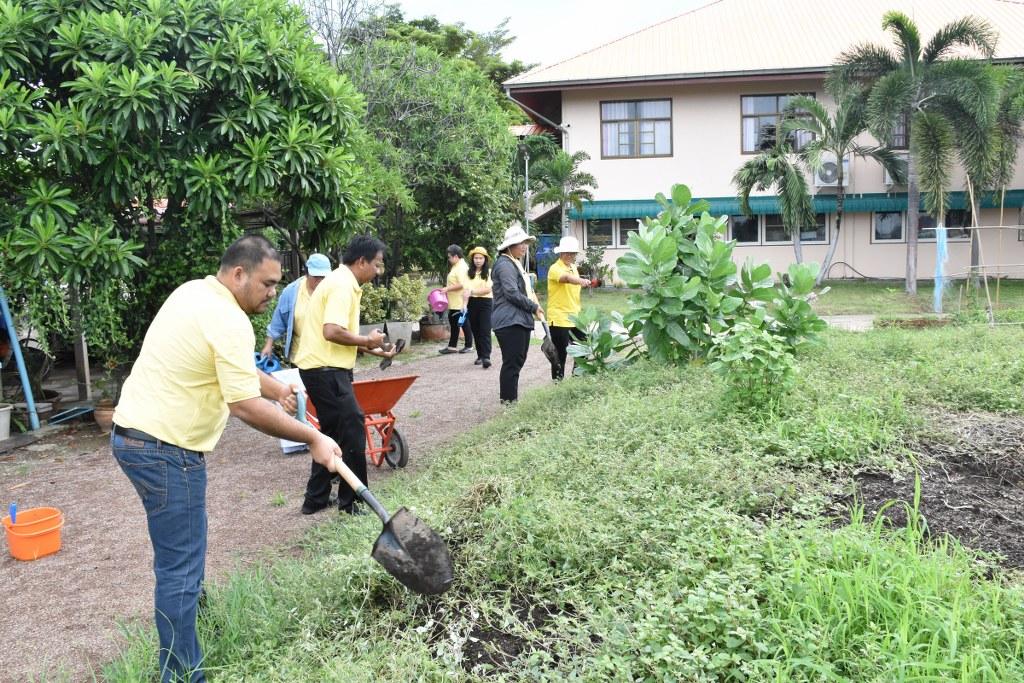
top-left (821, 315), bottom-right (876, 332)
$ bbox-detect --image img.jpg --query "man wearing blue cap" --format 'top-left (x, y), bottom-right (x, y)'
top-left (261, 253), bottom-right (332, 363)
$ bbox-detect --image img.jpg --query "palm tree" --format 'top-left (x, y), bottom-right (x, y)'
top-left (830, 11), bottom-right (998, 294)
top-left (733, 140), bottom-right (815, 264)
top-left (782, 93), bottom-right (905, 285)
top-left (953, 65), bottom-right (1024, 284)
top-left (530, 150), bottom-right (597, 236)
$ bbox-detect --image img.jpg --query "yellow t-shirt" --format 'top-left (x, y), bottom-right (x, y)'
top-left (289, 276), bottom-right (312, 360)
top-left (114, 276), bottom-right (261, 452)
top-left (293, 265), bottom-right (362, 370)
top-left (466, 271), bottom-right (493, 299)
top-left (446, 259), bottom-right (470, 310)
top-left (546, 259), bottom-right (583, 327)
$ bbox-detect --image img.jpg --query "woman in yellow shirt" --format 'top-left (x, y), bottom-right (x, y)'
top-left (546, 235), bottom-right (591, 380)
top-left (465, 246), bottom-right (494, 368)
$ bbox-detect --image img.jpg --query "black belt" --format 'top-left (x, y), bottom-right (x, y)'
top-left (301, 366), bottom-right (353, 374)
top-left (112, 424), bottom-right (202, 455)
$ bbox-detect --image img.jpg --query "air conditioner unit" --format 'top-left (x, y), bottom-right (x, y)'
top-left (814, 153), bottom-right (850, 188)
top-left (883, 152), bottom-right (909, 187)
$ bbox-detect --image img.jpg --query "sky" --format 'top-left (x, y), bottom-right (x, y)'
top-left (391, 0), bottom-right (709, 68)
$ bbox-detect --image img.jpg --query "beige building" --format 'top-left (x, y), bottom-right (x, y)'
top-left (505, 0), bottom-right (1024, 280)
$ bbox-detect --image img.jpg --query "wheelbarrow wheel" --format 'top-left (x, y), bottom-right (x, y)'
top-left (384, 427), bottom-right (408, 468)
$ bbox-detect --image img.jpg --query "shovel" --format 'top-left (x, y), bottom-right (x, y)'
top-left (297, 394), bottom-right (453, 595)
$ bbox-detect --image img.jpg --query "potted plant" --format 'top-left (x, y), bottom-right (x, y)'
top-left (418, 309), bottom-right (449, 342)
top-left (384, 274), bottom-right (425, 349)
top-left (582, 245), bottom-right (606, 288)
top-left (92, 356), bottom-right (125, 433)
top-left (0, 401), bottom-right (11, 441)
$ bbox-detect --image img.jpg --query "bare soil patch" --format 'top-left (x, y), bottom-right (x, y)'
top-left (835, 411), bottom-right (1024, 568)
top-left (0, 342), bottom-right (554, 682)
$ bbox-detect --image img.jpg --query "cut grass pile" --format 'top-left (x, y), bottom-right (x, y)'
top-left (104, 326), bottom-right (1024, 681)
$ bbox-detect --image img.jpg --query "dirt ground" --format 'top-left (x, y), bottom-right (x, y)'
top-left (834, 411), bottom-right (1024, 569)
top-left (0, 342), bottom-right (554, 682)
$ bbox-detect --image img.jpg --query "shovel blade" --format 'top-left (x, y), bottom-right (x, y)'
top-left (371, 507), bottom-right (453, 595)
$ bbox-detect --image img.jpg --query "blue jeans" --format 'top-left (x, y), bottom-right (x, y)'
top-left (112, 432), bottom-right (208, 683)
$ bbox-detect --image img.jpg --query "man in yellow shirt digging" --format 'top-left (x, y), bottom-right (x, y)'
top-left (112, 235), bottom-right (344, 683)
top-left (546, 235), bottom-right (592, 380)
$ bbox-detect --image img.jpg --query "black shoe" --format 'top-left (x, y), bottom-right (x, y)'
top-left (439, 347), bottom-right (458, 355)
top-left (459, 346), bottom-right (474, 354)
top-left (482, 359), bottom-right (491, 369)
top-left (301, 499), bottom-right (330, 515)
top-left (474, 358), bottom-right (483, 365)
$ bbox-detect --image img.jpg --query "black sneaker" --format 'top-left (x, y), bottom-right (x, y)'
top-left (474, 358), bottom-right (483, 365)
top-left (459, 347), bottom-right (474, 354)
top-left (301, 500), bottom-right (330, 515)
top-left (482, 359), bottom-right (491, 369)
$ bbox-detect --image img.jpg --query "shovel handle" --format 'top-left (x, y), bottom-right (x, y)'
top-left (332, 455), bottom-right (390, 523)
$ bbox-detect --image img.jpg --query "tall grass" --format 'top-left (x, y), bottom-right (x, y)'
top-left (103, 326), bottom-right (1024, 681)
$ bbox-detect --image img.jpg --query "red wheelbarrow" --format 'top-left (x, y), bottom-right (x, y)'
top-left (302, 374), bottom-right (418, 468)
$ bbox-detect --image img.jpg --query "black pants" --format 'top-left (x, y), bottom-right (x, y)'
top-left (494, 325), bottom-right (531, 402)
top-left (466, 297), bottom-right (493, 361)
top-left (299, 368), bottom-right (366, 511)
top-left (447, 309), bottom-right (473, 349)
top-left (550, 325), bottom-right (585, 380)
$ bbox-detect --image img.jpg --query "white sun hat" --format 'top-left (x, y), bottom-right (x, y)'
top-left (553, 235), bottom-right (581, 254)
top-left (497, 226), bottom-right (536, 251)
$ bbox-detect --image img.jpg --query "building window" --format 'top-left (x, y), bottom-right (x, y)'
top-left (873, 211), bottom-right (903, 242)
top-left (741, 94), bottom-right (814, 153)
top-left (763, 214), bottom-right (790, 243)
top-left (730, 215), bottom-right (759, 244)
top-left (891, 111), bottom-right (909, 150)
top-left (732, 213), bottom-right (828, 245)
top-left (800, 214), bottom-right (828, 243)
top-left (618, 219), bottom-right (642, 247)
top-left (585, 219), bottom-right (614, 247)
top-left (601, 100), bottom-right (672, 158)
top-left (918, 210), bottom-right (972, 240)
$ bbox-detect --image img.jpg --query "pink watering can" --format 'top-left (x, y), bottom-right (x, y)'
top-left (428, 288), bottom-right (448, 313)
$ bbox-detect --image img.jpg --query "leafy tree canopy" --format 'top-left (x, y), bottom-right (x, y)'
top-left (0, 0), bottom-right (372, 352)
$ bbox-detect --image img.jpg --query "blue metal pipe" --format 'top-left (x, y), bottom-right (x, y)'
top-left (0, 286), bottom-right (41, 431)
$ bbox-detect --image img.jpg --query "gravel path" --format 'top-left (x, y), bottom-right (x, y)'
top-left (0, 341), bottom-right (554, 681)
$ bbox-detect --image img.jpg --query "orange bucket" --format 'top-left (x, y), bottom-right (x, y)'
top-left (3, 507), bottom-right (64, 561)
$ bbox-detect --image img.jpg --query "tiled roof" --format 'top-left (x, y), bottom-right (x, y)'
top-left (509, 124), bottom-right (554, 137)
top-left (506, 0), bottom-right (1024, 89)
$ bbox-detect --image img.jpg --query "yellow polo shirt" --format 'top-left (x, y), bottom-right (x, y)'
top-left (114, 276), bottom-right (261, 452)
top-left (446, 259), bottom-right (470, 310)
top-left (289, 276), bottom-right (312, 360)
top-left (466, 271), bottom-right (493, 299)
top-left (293, 265), bottom-right (362, 370)
top-left (547, 259), bottom-right (583, 327)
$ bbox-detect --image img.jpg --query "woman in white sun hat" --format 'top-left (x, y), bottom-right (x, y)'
top-left (490, 226), bottom-right (544, 403)
top-left (546, 235), bottom-right (591, 380)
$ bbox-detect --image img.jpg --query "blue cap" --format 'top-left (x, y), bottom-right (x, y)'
top-left (306, 253), bottom-right (331, 277)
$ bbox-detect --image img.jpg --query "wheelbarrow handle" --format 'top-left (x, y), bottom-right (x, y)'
top-left (332, 455), bottom-right (391, 523)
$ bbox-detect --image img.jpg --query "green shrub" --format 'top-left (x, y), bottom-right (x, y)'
top-left (359, 283), bottom-right (388, 324)
top-left (386, 274), bottom-right (427, 321)
top-left (709, 319), bottom-right (796, 407)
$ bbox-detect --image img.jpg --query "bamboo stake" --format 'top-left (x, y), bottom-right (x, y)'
top-left (966, 179), bottom-right (995, 325)
top-left (997, 186), bottom-right (1005, 308)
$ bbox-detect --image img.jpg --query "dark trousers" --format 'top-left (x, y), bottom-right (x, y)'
top-left (299, 368), bottom-right (366, 510)
top-left (550, 325), bottom-right (585, 380)
top-left (466, 297), bottom-right (493, 361)
top-left (447, 309), bottom-right (473, 349)
top-left (494, 325), bottom-right (531, 402)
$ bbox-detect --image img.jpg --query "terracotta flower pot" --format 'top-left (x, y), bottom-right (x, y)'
top-left (93, 399), bottom-right (115, 433)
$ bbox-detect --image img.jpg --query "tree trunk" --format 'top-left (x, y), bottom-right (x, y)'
top-left (818, 191), bottom-right (844, 286)
top-left (905, 153), bottom-right (920, 295)
top-left (792, 229), bottom-right (803, 264)
top-left (969, 192), bottom-right (982, 288)
top-left (560, 202), bottom-right (568, 236)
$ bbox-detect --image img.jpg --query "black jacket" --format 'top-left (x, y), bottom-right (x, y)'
top-left (491, 254), bottom-right (538, 330)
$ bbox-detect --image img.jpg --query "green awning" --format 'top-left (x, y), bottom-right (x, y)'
top-left (568, 190), bottom-right (1024, 220)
